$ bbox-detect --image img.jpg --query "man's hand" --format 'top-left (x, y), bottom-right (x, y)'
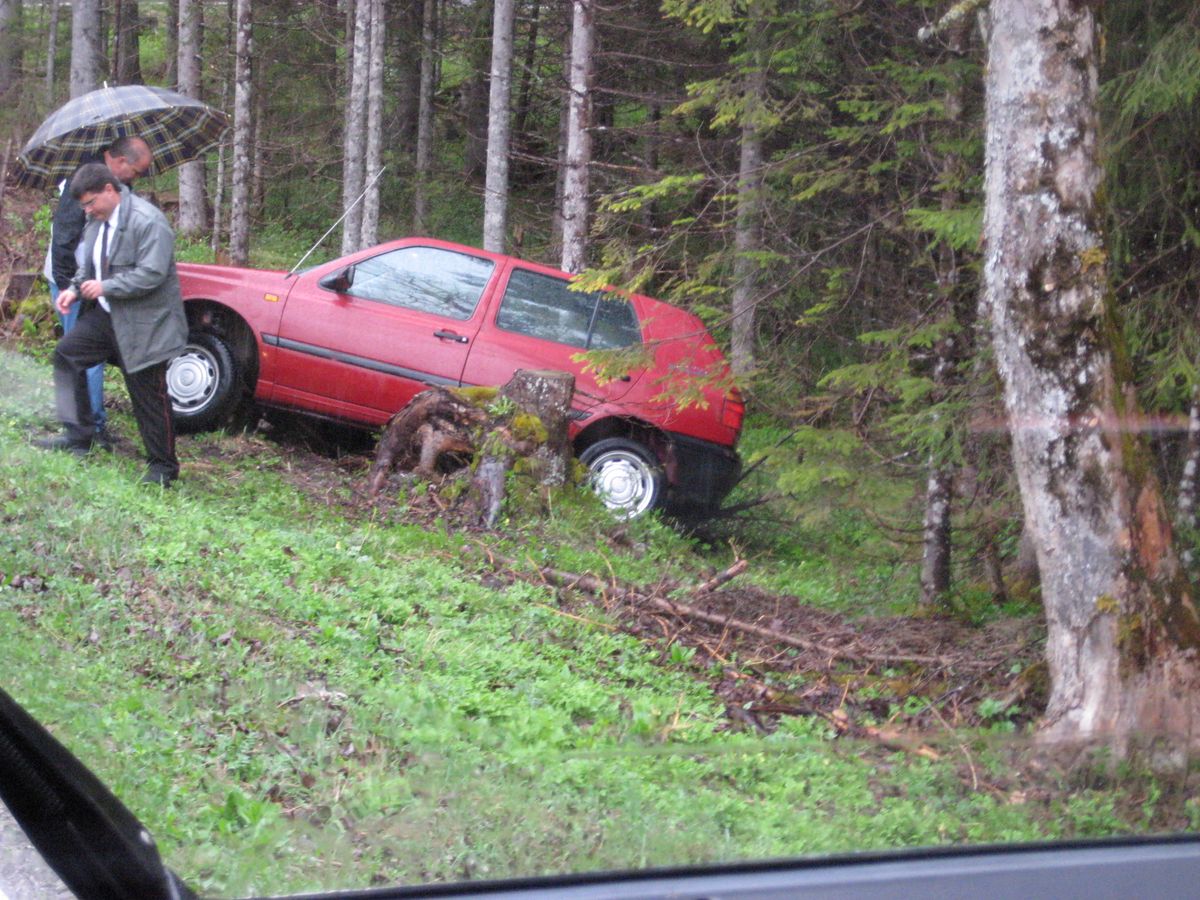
top-left (78, 279), bottom-right (105, 301)
top-left (55, 290), bottom-right (78, 316)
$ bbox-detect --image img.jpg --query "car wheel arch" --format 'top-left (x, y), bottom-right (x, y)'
top-left (573, 417), bottom-right (668, 465)
top-left (183, 299), bottom-right (259, 388)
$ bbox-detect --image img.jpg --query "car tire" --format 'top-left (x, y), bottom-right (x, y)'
top-left (579, 437), bottom-right (664, 518)
top-left (167, 331), bottom-right (241, 433)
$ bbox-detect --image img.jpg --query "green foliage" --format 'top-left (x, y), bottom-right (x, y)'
top-left (905, 206), bottom-right (982, 252)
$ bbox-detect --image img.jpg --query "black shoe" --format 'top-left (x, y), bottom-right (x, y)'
top-left (33, 435), bottom-right (93, 457)
top-left (140, 468), bottom-right (177, 488)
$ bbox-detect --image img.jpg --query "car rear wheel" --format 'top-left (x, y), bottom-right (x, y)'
top-left (167, 331), bottom-right (240, 433)
top-left (579, 437), bottom-right (664, 518)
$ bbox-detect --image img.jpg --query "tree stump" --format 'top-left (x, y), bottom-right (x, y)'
top-left (367, 369), bottom-right (576, 528)
top-left (495, 369), bottom-right (574, 487)
top-left (366, 386), bottom-right (488, 496)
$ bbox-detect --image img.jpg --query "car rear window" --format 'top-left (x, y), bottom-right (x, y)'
top-left (343, 246), bottom-right (494, 320)
top-left (496, 268), bottom-right (642, 349)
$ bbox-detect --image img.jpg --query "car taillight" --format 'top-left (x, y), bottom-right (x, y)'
top-left (721, 389), bottom-right (745, 433)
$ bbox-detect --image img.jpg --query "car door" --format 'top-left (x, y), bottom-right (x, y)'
top-left (461, 264), bottom-right (644, 418)
top-left (269, 244), bottom-right (497, 425)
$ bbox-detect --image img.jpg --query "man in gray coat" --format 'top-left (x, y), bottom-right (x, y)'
top-left (36, 163), bottom-right (188, 486)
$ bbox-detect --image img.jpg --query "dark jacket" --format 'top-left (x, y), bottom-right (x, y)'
top-left (72, 187), bottom-right (188, 373)
top-left (50, 153), bottom-right (103, 290)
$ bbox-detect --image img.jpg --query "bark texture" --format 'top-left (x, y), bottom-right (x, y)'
top-left (482, 0), bottom-right (515, 253)
top-left (560, 0), bottom-right (594, 274)
top-left (112, 0), bottom-right (142, 85)
top-left (175, 0), bottom-right (207, 237)
top-left (983, 0), bottom-right (1200, 752)
top-left (229, 0), bottom-right (253, 264)
top-left (360, 0), bottom-right (385, 249)
top-left (44, 0), bottom-right (59, 103)
top-left (413, 0), bottom-right (437, 233)
top-left (729, 3), bottom-right (767, 378)
top-left (368, 370), bottom-right (575, 529)
top-left (919, 22), bottom-right (970, 608)
top-left (68, 0), bottom-right (100, 99)
top-left (0, 0), bottom-right (22, 99)
top-left (341, 0), bottom-right (371, 255)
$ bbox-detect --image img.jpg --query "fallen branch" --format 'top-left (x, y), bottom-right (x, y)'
top-left (647, 592), bottom-right (951, 668)
top-left (694, 559), bottom-right (749, 594)
top-left (487, 553), bottom-right (962, 669)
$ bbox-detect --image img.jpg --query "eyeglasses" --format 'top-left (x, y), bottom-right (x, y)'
top-left (79, 185), bottom-right (116, 209)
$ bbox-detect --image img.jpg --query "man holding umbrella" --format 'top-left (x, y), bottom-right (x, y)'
top-left (35, 163), bottom-right (188, 487)
top-left (47, 135), bottom-right (153, 443)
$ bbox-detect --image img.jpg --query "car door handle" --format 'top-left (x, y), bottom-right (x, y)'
top-left (433, 330), bottom-right (469, 344)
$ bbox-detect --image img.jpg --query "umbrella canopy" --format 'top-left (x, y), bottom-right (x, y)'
top-left (12, 84), bottom-right (229, 190)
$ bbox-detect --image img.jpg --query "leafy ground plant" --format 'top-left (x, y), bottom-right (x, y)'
top-left (0, 345), bottom-right (1188, 896)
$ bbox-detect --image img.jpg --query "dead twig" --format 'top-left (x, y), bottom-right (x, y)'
top-left (487, 552), bottom-right (963, 669)
top-left (694, 558), bottom-right (749, 594)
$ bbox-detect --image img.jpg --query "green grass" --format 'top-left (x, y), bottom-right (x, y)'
top-left (0, 345), bottom-right (1173, 896)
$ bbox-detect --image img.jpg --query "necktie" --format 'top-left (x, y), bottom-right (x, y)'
top-left (100, 222), bottom-right (110, 280)
top-left (97, 221), bottom-right (111, 313)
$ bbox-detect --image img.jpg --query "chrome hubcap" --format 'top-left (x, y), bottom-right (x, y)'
top-left (167, 346), bottom-right (218, 413)
top-left (589, 451), bottom-right (655, 517)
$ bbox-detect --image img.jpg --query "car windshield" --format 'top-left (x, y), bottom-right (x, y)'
top-left (3, 2), bottom-right (1198, 898)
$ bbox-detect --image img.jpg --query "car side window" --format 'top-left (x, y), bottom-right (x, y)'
top-left (496, 269), bottom-right (642, 349)
top-left (341, 246), bottom-right (494, 320)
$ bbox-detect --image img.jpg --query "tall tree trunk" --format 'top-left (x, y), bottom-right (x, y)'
top-left (341, 0), bottom-right (371, 254)
top-left (919, 366), bottom-right (955, 606)
top-left (112, 0), bottom-right (142, 85)
top-left (361, 0), bottom-right (385, 248)
top-left (983, 0), bottom-right (1200, 751)
top-left (919, 22), bottom-right (971, 608)
top-left (175, 0), bottom-right (207, 237)
top-left (512, 0), bottom-right (540, 139)
top-left (69, 0), bottom-right (101, 98)
top-left (550, 34), bottom-right (570, 253)
top-left (1176, 385), bottom-right (1200, 573)
top-left (229, 0), bottom-right (253, 265)
top-left (729, 3), bottom-right (767, 378)
top-left (44, 0), bottom-right (59, 104)
top-left (392, 0), bottom-right (421, 151)
top-left (0, 0), bottom-right (23, 101)
top-left (163, 0), bottom-right (178, 87)
top-left (413, 0), bottom-right (437, 233)
top-left (482, 0), bottom-right (514, 253)
top-left (251, 77), bottom-right (265, 214)
top-left (211, 76), bottom-right (230, 258)
top-left (460, 0), bottom-right (492, 184)
top-left (560, 0), bottom-right (594, 275)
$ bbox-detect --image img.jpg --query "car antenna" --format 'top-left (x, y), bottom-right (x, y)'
top-left (287, 165), bottom-right (387, 278)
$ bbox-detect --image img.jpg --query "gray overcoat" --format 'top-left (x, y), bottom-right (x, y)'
top-left (71, 186), bottom-right (188, 373)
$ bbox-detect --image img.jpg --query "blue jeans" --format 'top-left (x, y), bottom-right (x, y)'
top-left (51, 283), bottom-right (106, 430)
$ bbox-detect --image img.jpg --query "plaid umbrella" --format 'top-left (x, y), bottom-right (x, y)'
top-left (12, 84), bottom-right (229, 189)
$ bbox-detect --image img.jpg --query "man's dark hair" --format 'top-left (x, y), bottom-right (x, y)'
top-left (108, 135), bottom-right (150, 164)
top-left (70, 162), bottom-right (122, 199)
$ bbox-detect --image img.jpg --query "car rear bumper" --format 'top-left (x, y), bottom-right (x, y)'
top-left (663, 432), bottom-right (741, 513)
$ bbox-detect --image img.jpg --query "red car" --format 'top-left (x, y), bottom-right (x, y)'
top-left (169, 238), bottom-right (743, 517)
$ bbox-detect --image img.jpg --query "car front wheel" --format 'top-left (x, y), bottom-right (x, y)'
top-left (579, 437), bottom-right (664, 518)
top-left (167, 331), bottom-right (240, 433)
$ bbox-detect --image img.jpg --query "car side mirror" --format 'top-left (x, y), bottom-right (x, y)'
top-left (319, 265), bottom-right (355, 293)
